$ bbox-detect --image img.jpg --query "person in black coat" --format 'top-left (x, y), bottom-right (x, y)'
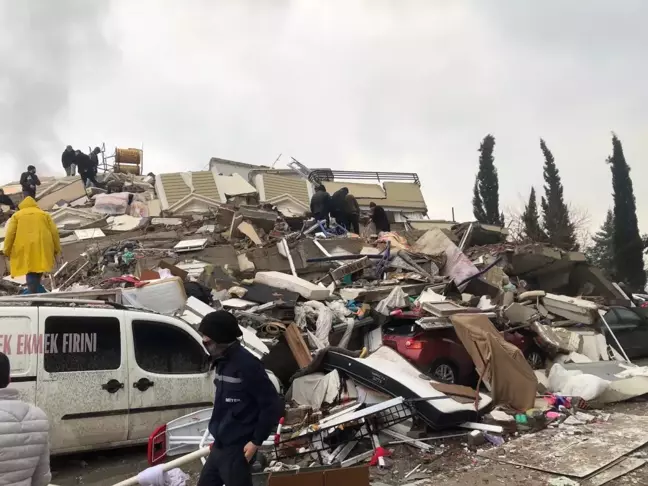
top-left (20, 166), bottom-right (40, 198)
top-left (370, 202), bottom-right (390, 233)
top-left (309, 184), bottom-right (331, 226)
top-left (75, 150), bottom-right (101, 187)
top-left (197, 311), bottom-right (283, 486)
top-left (62, 145), bottom-right (76, 176)
top-left (330, 187), bottom-right (349, 228)
top-left (89, 147), bottom-right (101, 174)
top-left (0, 189), bottom-right (16, 211)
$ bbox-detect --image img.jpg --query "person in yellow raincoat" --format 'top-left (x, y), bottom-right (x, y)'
top-left (3, 197), bottom-right (61, 294)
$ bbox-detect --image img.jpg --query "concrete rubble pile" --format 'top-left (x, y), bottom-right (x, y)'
top-left (2, 168), bottom-right (648, 485)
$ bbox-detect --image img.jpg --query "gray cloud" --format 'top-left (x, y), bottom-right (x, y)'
top-left (3, 0), bottom-right (648, 236)
top-left (0, 0), bottom-right (116, 174)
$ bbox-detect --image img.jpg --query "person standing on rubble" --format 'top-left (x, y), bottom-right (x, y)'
top-left (89, 146), bottom-right (102, 175)
top-left (20, 165), bottom-right (40, 199)
top-left (75, 150), bottom-right (101, 188)
top-left (3, 197), bottom-right (61, 294)
top-left (369, 202), bottom-right (390, 233)
top-left (310, 184), bottom-right (331, 226)
top-left (344, 189), bottom-right (361, 234)
top-left (197, 310), bottom-right (283, 486)
top-left (330, 186), bottom-right (349, 228)
top-left (0, 352), bottom-right (52, 485)
top-left (62, 145), bottom-right (76, 176)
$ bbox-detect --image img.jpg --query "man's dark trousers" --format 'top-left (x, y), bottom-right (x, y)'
top-left (197, 445), bottom-right (252, 486)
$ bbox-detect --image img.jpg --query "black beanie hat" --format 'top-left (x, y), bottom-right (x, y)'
top-left (0, 352), bottom-right (10, 389)
top-left (198, 310), bottom-right (242, 344)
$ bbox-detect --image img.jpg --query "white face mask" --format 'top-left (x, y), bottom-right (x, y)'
top-left (205, 341), bottom-right (230, 357)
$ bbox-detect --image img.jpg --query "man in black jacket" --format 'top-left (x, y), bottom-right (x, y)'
top-left (309, 184), bottom-right (331, 226)
top-left (89, 147), bottom-right (101, 174)
top-left (20, 166), bottom-right (40, 199)
top-left (62, 145), bottom-right (76, 176)
top-left (0, 189), bottom-right (16, 211)
top-left (370, 202), bottom-right (390, 233)
top-left (330, 187), bottom-right (349, 229)
top-left (198, 311), bottom-right (282, 486)
top-left (75, 150), bottom-right (101, 188)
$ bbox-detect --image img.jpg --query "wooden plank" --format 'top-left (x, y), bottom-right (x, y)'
top-left (285, 323), bottom-right (312, 369)
top-left (238, 221), bottom-right (263, 246)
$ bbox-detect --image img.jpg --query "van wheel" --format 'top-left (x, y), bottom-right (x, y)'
top-left (429, 361), bottom-right (458, 384)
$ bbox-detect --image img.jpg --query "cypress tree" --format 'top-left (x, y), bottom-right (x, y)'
top-left (472, 134), bottom-right (502, 225)
top-left (472, 180), bottom-right (486, 223)
top-left (522, 187), bottom-right (546, 241)
top-left (585, 210), bottom-right (616, 279)
top-left (539, 139), bottom-right (578, 250)
top-left (608, 134), bottom-right (646, 290)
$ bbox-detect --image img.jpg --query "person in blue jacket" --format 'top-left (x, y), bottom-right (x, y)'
top-left (197, 310), bottom-right (283, 486)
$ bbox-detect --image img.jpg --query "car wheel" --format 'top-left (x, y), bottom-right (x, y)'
top-left (525, 347), bottom-right (545, 370)
top-left (429, 361), bottom-right (458, 384)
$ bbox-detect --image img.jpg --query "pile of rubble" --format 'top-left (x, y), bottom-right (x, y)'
top-left (3, 168), bottom-right (648, 485)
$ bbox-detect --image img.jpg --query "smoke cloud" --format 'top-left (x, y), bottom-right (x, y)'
top-left (0, 0), bottom-right (114, 176)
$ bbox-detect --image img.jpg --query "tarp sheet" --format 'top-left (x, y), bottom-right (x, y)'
top-left (450, 313), bottom-right (537, 411)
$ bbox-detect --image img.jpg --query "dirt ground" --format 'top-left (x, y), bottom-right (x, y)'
top-left (51, 400), bottom-right (648, 486)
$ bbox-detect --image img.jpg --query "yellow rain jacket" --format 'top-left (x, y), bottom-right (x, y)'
top-left (3, 197), bottom-right (61, 277)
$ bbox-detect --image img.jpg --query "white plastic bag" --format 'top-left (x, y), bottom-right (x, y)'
top-left (376, 286), bottom-right (408, 315)
top-left (548, 364), bottom-right (610, 401)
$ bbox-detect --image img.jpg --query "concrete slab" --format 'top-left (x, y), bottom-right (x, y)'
top-left (413, 229), bottom-right (479, 290)
top-left (74, 228), bottom-right (106, 240)
top-left (237, 207), bottom-right (278, 232)
top-left (542, 293), bottom-right (599, 325)
top-left (254, 271), bottom-right (331, 300)
top-left (37, 179), bottom-right (87, 211)
top-left (504, 303), bottom-right (538, 324)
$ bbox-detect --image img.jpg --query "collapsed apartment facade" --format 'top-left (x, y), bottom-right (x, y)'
top-left (1, 152), bottom-right (646, 485)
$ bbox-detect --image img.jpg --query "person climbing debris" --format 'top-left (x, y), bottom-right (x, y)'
top-left (370, 202), bottom-right (390, 233)
top-left (3, 197), bottom-right (61, 294)
top-left (197, 310), bottom-right (283, 486)
top-left (310, 184), bottom-right (331, 226)
top-left (62, 145), bottom-right (76, 176)
top-left (89, 146), bottom-right (102, 175)
top-left (20, 165), bottom-right (40, 199)
top-left (344, 190), bottom-right (361, 234)
top-left (330, 187), bottom-right (349, 229)
top-left (75, 150), bottom-right (101, 188)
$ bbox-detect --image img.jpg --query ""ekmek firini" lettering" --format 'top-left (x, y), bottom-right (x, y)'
top-left (0, 333), bottom-right (98, 355)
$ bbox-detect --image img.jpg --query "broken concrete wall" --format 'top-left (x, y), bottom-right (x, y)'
top-left (197, 245), bottom-right (240, 271)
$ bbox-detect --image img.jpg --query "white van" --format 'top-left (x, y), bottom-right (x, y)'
top-left (1, 297), bottom-right (217, 455)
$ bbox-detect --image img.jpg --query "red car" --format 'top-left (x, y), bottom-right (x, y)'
top-left (382, 319), bottom-right (543, 385)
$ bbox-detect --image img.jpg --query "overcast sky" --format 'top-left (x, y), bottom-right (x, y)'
top-left (1, 0), bottom-right (647, 237)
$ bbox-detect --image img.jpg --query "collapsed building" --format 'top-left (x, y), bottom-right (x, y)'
top-left (1, 153), bottom-right (646, 485)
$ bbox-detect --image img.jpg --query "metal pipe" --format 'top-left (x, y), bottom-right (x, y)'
top-left (112, 446), bottom-right (210, 486)
top-left (307, 254), bottom-right (384, 262)
top-left (598, 310), bottom-right (632, 363)
top-left (386, 432), bottom-right (470, 446)
top-left (282, 239), bottom-right (297, 277)
top-left (59, 261), bottom-right (90, 289)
